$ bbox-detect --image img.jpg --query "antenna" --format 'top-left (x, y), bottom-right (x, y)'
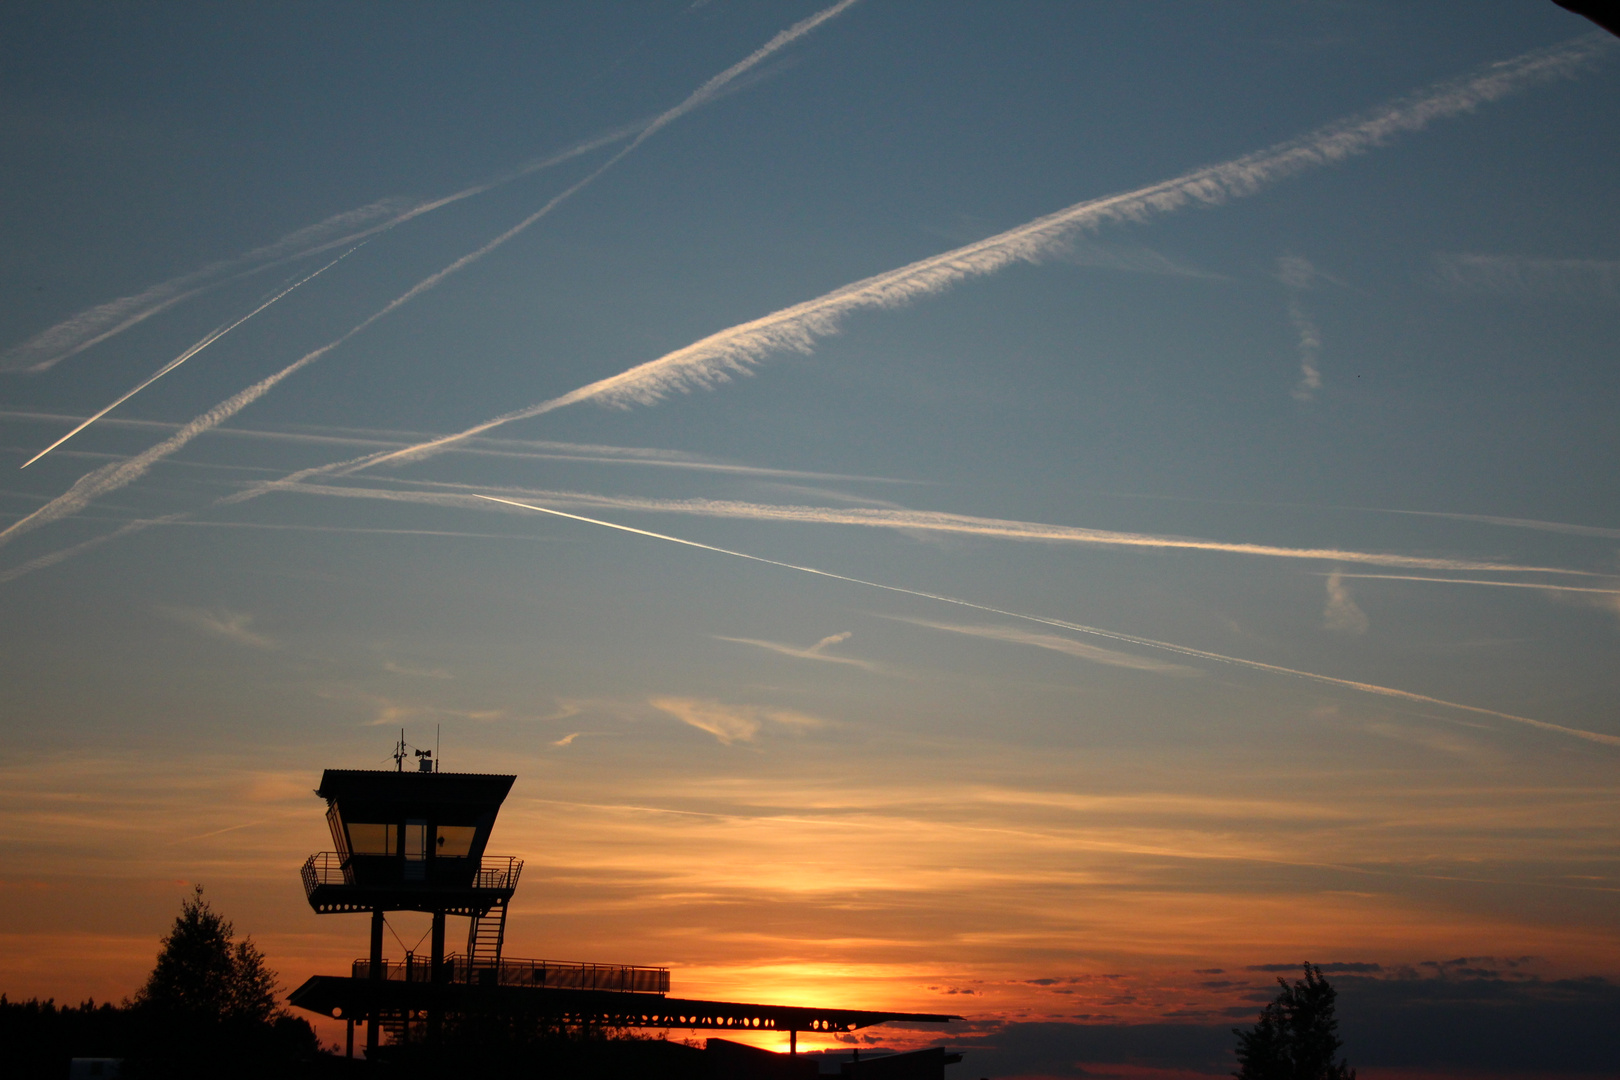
top-left (436, 724), bottom-right (441, 773)
top-left (393, 729), bottom-right (406, 772)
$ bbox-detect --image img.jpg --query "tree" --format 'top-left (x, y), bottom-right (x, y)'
top-left (128, 886), bottom-right (319, 1078)
top-left (134, 885), bottom-right (278, 1024)
top-left (1233, 962), bottom-right (1355, 1080)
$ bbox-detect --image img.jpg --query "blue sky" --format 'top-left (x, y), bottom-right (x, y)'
top-left (2, 3), bottom-right (1618, 1075)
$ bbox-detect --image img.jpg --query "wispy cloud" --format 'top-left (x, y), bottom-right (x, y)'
top-left (382, 660), bottom-right (454, 679)
top-left (0, 0), bottom-right (861, 551)
top-left (714, 630), bottom-right (884, 671)
top-left (1279, 256), bottom-right (1325, 401)
top-left (888, 617), bottom-right (1200, 676)
top-left (315, 688), bottom-right (507, 727)
top-left (479, 494), bottom-right (1620, 749)
top-left (648, 696), bottom-right (826, 745)
top-left (1431, 252), bottom-right (1620, 300)
top-left (275, 479), bottom-right (1594, 577)
top-left (1322, 571), bottom-right (1370, 634)
top-left (337, 34), bottom-right (1611, 469)
top-left (156, 605), bottom-right (277, 649)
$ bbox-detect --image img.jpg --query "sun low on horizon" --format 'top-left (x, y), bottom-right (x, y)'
top-left (1, 2), bottom-right (1618, 1077)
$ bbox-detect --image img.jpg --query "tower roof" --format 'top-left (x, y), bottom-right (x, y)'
top-left (316, 769), bottom-right (515, 807)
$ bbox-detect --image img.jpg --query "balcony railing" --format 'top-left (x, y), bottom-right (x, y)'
top-left (301, 852), bottom-right (523, 899)
top-left (351, 955), bottom-right (670, 995)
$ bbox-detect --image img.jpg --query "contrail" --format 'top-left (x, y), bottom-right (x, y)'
top-left (1371, 508), bottom-right (1620, 540)
top-left (0, 0), bottom-right (862, 551)
top-left (0, 122), bottom-right (648, 376)
top-left (337, 33), bottom-right (1611, 471)
top-left (0, 200), bottom-right (406, 374)
top-left (884, 616), bottom-right (1200, 675)
top-left (477, 494), bottom-right (1620, 749)
top-left (1321, 572), bottom-right (1620, 594)
top-left (0, 515), bottom-right (557, 585)
top-left (282, 479), bottom-right (1596, 576)
top-left (0, 514), bottom-right (180, 584)
top-left (20, 244), bottom-right (368, 468)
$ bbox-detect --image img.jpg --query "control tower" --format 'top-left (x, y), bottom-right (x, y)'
top-left (299, 738), bottom-right (522, 1054)
top-left (291, 742), bottom-right (956, 1065)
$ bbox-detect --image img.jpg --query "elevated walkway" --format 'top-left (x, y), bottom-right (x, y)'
top-left (289, 974), bottom-right (955, 1034)
top-left (350, 953), bottom-right (671, 994)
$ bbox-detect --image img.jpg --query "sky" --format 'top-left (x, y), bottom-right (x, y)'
top-left (2, 2), bottom-right (1618, 1076)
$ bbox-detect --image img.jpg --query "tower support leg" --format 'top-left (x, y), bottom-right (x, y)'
top-left (367, 908), bottom-right (384, 1059)
top-left (428, 910), bottom-right (446, 1043)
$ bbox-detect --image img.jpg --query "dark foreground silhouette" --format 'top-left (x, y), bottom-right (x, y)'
top-left (0, 889), bottom-right (861, 1080)
top-left (1232, 963), bottom-right (1354, 1080)
top-left (3, 888), bottom-right (326, 1079)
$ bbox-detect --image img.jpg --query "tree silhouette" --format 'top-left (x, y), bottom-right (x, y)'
top-left (128, 886), bottom-right (318, 1078)
top-left (1233, 963), bottom-right (1355, 1080)
top-left (134, 885), bottom-right (278, 1024)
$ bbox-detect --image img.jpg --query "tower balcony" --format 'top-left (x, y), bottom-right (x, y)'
top-left (301, 852), bottom-right (522, 915)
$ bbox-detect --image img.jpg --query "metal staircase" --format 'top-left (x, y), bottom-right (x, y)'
top-left (466, 898), bottom-right (509, 982)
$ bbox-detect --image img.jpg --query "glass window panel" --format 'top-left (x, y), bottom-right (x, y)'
top-left (405, 819), bottom-right (428, 860)
top-left (326, 804), bottom-right (349, 856)
top-left (435, 826), bottom-right (476, 857)
top-left (347, 823), bottom-right (394, 855)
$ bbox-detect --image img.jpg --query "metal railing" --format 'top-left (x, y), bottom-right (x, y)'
top-left (352, 955), bottom-right (670, 995)
top-left (470, 857), bottom-right (522, 891)
top-left (301, 853), bottom-right (522, 898)
top-left (301, 852), bottom-right (347, 894)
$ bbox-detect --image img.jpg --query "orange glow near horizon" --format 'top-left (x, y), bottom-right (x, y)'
top-left (5, 742), bottom-right (1616, 1029)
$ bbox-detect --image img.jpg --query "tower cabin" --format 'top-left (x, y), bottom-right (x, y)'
top-left (306, 766), bottom-right (518, 912)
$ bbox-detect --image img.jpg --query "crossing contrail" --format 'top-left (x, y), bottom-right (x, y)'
top-left (20, 244), bottom-right (369, 469)
top-left (331, 33), bottom-right (1612, 473)
top-left (0, 121), bottom-right (649, 376)
top-left (0, 200), bottom-right (407, 374)
top-left (476, 494), bottom-right (1620, 750)
top-left (0, 0), bottom-right (862, 551)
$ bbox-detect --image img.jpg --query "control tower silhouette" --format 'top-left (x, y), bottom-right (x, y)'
top-left (299, 735), bottom-right (532, 1054)
top-left (290, 738), bottom-right (955, 1064)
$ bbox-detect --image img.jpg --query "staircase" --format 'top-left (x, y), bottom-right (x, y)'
top-left (466, 898), bottom-right (509, 983)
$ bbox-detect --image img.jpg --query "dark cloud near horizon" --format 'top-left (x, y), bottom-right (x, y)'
top-left (929, 971), bottom-right (1620, 1076)
top-left (1245, 961), bottom-right (1383, 973)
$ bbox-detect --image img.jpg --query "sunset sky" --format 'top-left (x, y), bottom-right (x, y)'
top-left (2, 2), bottom-right (1618, 1076)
